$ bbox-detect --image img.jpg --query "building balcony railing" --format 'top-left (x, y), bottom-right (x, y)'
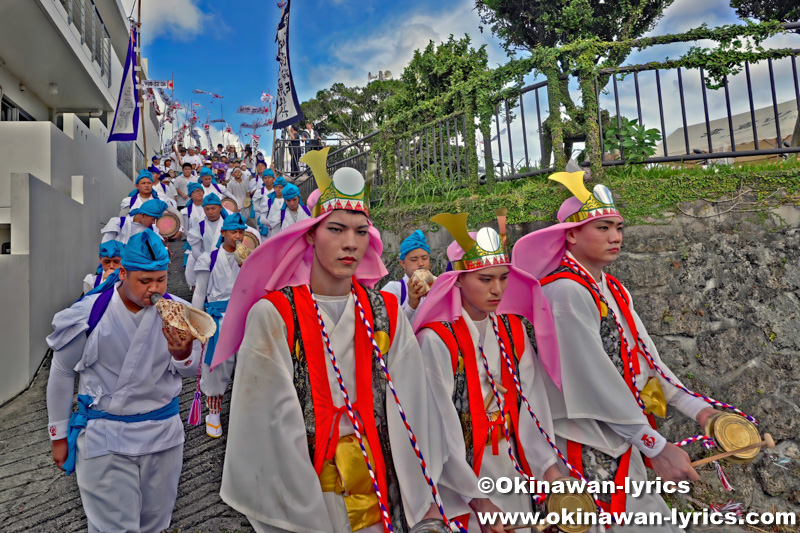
top-left (59, 0), bottom-right (112, 88)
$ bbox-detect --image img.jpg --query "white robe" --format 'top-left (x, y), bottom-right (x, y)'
top-left (541, 253), bottom-right (708, 531)
top-left (221, 293), bottom-right (476, 533)
top-left (381, 275), bottom-right (427, 324)
top-left (45, 286), bottom-right (201, 531)
top-left (100, 217), bottom-right (161, 244)
top-left (417, 312), bottom-right (557, 533)
top-left (119, 192), bottom-right (157, 216)
top-left (270, 205), bottom-right (311, 235)
top-left (186, 217), bottom-right (224, 263)
top-left (194, 248), bottom-right (240, 397)
top-left (261, 197), bottom-right (285, 237)
top-left (82, 272), bottom-right (103, 295)
top-left (202, 182), bottom-right (236, 203)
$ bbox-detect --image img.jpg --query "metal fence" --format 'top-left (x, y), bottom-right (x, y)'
top-left (486, 55), bottom-right (800, 178)
top-left (396, 112), bottom-right (472, 183)
top-left (294, 132), bottom-right (383, 200)
top-left (273, 136), bottom-right (354, 177)
top-left (60, 0), bottom-right (112, 88)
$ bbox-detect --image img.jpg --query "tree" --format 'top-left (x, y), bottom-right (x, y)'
top-left (299, 80), bottom-right (402, 141)
top-left (475, 0), bottom-right (675, 166)
top-left (730, 0), bottom-right (800, 26)
top-left (385, 35), bottom-right (490, 125)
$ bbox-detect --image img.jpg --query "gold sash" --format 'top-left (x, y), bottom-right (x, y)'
top-left (640, 377), bottom-right (667, 418)
top-left (319, 434), bottom-right (382, 531)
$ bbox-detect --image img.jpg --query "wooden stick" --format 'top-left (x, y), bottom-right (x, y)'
top-left (504, 522), bottom-right (548, 531)
top-left (690, 433), bottom-right (775, 467)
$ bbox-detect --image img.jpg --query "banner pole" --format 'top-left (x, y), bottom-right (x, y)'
top-left (270, 3), bottom-right (284, 169)
top-left (137, 0), bottom-right (147, 159)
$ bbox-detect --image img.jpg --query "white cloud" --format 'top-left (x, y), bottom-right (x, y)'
top-left (304, 0), bottom-right (507, 97)
top-left (120, 0), bottom-right (209, 42)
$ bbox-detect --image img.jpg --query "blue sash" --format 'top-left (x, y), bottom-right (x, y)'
top-left (63, 395), bottom-right (180, 475)
top-left (182, 240), bottom-right (191, 267)
top-left (203, 300), bottom-right (229, 365)
top-left (400, 278), bottom-right (407, 306)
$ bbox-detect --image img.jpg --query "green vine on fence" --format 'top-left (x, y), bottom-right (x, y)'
top-left (365, 20), bottom-right (794, 186)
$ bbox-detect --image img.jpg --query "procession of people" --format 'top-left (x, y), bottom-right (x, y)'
top-left (44, 142), bottom-right (768, 533)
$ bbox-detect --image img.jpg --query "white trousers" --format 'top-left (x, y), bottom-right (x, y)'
top-left (185, 254), bottom-right (197, 287)
top-left (200, 356), bottom-right (236, 397)
top-left (76, 433), bottom-right (183, 533)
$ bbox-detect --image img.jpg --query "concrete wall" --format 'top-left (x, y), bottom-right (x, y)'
top-left (0, 64), bottom-right (49, 121)
top-left (375, 203), bottom-right (800, 515)
top-left (0, 116), bottom-right (136, 403)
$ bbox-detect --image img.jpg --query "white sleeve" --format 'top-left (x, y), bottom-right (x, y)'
top-left (605, 422), bottom-right (667, 458)
top-left (82, 274), bottom-right (95, 295)
top-left (46, 334), bottom-right (87, 440)
top-left (192, 271), bottom-right (210, 309)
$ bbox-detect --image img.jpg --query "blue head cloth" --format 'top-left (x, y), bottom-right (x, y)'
top-left (202, 193), bottom-right (222, 207)
top-left (262, 169), bottom-right (275, 178)
top-left (152, 155), bottom-right (161, 162)
top-left (187, 182), bottom-right (203, 196)
top-left (274, 176), bottom-right (287, 188)
top-left (280, 184), bottom-right (304, 210)
top-left (148, 165), bottom-right (161, 175)
top-left (399, 230), bottom-right (430, 260)
top-left (135, 169), bottom-right (154, 184)
top-left (121, 229), bottom-right (170, 272)
top-left (99, 240), bottom-right (125, 259)
top-left (200, 167), bottom-right (214, 178)
top-left (221, 212), bottom-right (247, 231)
top-left (137, 199), bottom-right (169, 218)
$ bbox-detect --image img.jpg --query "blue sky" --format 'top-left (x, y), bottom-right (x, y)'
top-left (127, 0), bottom-right (799, 156)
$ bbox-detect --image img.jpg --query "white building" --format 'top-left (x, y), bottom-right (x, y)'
top-left (0, 0), bottom-right (161, 403)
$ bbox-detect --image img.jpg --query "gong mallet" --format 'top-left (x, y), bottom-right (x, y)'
top-left (690, 433), bottom-right (775, 467)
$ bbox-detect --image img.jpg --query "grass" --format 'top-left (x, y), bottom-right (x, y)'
top-left (371, 159), bottom-right (800, 230)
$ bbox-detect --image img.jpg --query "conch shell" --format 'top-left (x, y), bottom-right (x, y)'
top-left (411, 268), bottom-right (436, 290)
top-left (151, 293), bottom-right (217, 344)
top-left (234, 240), bottom-right (252, 266)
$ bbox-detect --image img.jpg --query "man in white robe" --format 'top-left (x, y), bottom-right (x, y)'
top-left (259, 175), bottom-right (286, 238)
top-left (82, 241), bottom-right (123, 295)
top-left (252, 167), bottom-right (275, 237)
top-left (46, 229), bottom-right (200, 533)
top-left (413, 221), bottom-right (564, 533)
top-left (209, 161), bottom-right (503, 533)
top-left (192, 213), bottom-right (248, 438)
top-left (186, 193), bottom-right (227, 288)
top-left (513, 172), bottom-right (723, 532)
top-left (381, 230), bottom-right (434, 324)
top-left (268, 183), bottom-right (311, 235)
top-left (120, 169), bottom-right (161, 216)
top-left (101, 199), bottom-right (169, 245)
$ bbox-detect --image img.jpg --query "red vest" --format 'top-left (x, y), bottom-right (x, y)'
top-left (264, 282), bottom-right (399, 526)
top-left (422, 315), bottom-right (533, 477)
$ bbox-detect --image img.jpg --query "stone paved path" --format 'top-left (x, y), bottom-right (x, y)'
top-left (0, 240), bottom-right (254, 532)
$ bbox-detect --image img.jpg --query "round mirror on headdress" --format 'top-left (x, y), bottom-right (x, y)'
top-left (593, 184), bottom-right (615, 206)
top-left (475, 227), bottom-right (503, 253)
top-left (331, 167), bottom-right (365, 195)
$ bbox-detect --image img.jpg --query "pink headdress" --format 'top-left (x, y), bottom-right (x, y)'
top-left (211, 154), bottom-right (387, 369)
top-left (512, 172), bottom-right (623, 280)
top-left (412, 218), bottom-right (562, 388)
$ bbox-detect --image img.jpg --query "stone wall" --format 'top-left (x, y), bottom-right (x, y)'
top-left (374, 202), bottom-right (800, 516)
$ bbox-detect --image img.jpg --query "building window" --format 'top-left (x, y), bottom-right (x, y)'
top-left (1, 96), bottom-right (34, 122)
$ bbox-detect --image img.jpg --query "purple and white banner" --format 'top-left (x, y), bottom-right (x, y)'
top-left (108, 27), bottom-right (139, 142)
top-left (273, 0), bottom-right (303, 129)
top-left (237, 105), bottom-right (271, 115)
top-left (142, 80), bottom-right (173, 89)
